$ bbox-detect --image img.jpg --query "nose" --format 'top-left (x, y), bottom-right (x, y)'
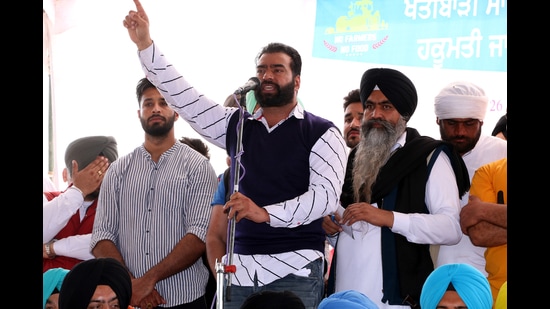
top-left (262, 70), bottom-right (274, 81)
top-left (454, 123), bottom-right (468, 135)
top-left (351, 117), bottom-right (361, 128)
top-left (369, 106), bottom-right (384, 120)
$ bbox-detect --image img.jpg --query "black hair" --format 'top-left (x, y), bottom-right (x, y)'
top-left (256, 43), bottom-right (302, 77)
top-left (135, 78), bottom-right (157, 106)
top-left (343, 89), bottom-right (361, 110)
top-left (179, 137), bottom-right (210, 160)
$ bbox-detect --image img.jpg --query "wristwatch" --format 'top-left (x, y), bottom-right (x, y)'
top-left (45, 241), bottom-right (56, 259)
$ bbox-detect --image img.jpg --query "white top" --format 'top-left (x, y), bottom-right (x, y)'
top-left (436, 134), bottom-right (507, 275)
top-left (43, 186), bottom-right (95, 260)
top-left (334, 131), bottom-right (463, 308)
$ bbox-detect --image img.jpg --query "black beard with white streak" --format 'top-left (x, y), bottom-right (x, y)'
top-left (352, 117), bottom-right (407, 202)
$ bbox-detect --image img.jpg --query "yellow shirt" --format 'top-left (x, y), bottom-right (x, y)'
top-left (469, 157), bottom-right (507, 307)
top-left (495, 281), bottom-right (507, 309)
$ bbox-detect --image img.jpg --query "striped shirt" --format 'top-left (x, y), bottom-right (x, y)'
top-left (91, 142), bottom-right (218, 306)
top-left (138, 42), bottom-right (347, 287)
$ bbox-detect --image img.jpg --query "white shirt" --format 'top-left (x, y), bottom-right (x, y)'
top-left (43, 186), bottom-right (95, 260)
top-left (436, 134), bottom-right (507, 275)
top-left (334, 131), bottom-right (463, 308)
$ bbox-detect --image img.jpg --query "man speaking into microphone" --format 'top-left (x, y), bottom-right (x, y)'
top-left (122, 1), bottom-right (347, 308)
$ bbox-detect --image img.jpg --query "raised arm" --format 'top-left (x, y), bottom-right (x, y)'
top-left (123, 0), bottom-right (153, 51)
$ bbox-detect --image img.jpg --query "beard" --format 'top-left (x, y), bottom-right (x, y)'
top-left (439, 125), bottom-right (481, 156)
top-left (140, 113), bottom-right (176, 137)
top-left (255, 80), bottom-right (295, 108)
top-left (87, 190), bottom-right (100, 200)
top-left (352, 116), bottom-right (407, 202)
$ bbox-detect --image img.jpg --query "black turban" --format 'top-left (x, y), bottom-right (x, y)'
top-left (59, 258), bottom-right (132, 309)
top-left (359, 68), bottom-right (418, 120)
top-left (64, 136), bottom-right (118, 175)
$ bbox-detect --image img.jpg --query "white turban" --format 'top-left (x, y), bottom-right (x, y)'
top-left (434, 81), bottom-right (488, 121)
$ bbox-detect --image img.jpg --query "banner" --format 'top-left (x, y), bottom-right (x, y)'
top-left (313, 0), bottom-right (506, 72)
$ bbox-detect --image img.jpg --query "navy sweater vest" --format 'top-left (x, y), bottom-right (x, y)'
top-left (226, 110), bottom-right (336, 255)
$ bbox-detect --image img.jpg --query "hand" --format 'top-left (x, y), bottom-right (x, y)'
top-left (460, 195), bottom-right (485, 235)
top-left (322, 214), bottom-right (342, 236)
top-left (71, 156), bottom-right (109, 197)
top-left (223, 192), bottom-right (269, 223)
top-left (131, 277), bottom-right (166, 308)
top-left (341, 202), bottom-right (393, 228)
top-left (123, 0), bottom-right (153, 50)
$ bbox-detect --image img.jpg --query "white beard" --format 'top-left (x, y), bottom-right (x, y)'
top-left (352, 117), bottom-right (407, 202)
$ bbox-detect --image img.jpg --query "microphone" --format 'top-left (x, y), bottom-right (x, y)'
top-left (234, 77), bottom-right (260, 95)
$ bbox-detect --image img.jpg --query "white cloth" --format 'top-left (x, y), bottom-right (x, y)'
top-left (334, 131), bottom-right (463, 308)
top-left (43, 175), bottom-right (57, 191)
top-left (436, 134), bottom-right (507, 275)
top-left (434, 81), bottom-right (488, 120)
top-left (42, 187), bottom-right (95, 260)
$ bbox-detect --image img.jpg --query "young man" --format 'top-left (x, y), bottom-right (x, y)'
top-left (122, 1), bottom-right (347, 308)
top-left (331, 68), bottom-right (470, 308)
top-left (91, 78), bottom-right (218, 309)
top-left (433, 81), bottom-right (507, 276)
top-left (342, 89), bottom-right (363, 149)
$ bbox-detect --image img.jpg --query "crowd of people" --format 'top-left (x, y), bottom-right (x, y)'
top-left (42, 0), bottom-right (507, 308)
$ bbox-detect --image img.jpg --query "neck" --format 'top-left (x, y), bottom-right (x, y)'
top-left (143, 133), bottom-right (177, 162)
top-left (261, 102), bottom-right (297, 127)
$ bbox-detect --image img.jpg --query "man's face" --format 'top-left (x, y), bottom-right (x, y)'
top-left (438, 118), bottom-right (482, 156)
top-left (87, 285), bottom-right (120, 309)
top-left (138, 87), bottom-right (178, 137)
top-left (45, 293), bottom-right (60, 309)
top-left (254, 52), bottom-right (298, 108)
top-left (343, 101), bottom-right (364, 148)
top-left (362, 90), bottom-right (403, 131)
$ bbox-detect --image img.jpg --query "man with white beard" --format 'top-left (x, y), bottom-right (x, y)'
top-left (330, 68), bottom-right (470, 308)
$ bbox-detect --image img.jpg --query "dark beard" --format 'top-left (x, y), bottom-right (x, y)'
top-left (439, 125), bottom-right (481, 156)
top-left (140, 114), bottom-right (176, 137)
top-left (255, 80), bottom-right (295, 108)
top-left (352, 117), bottom-right (407, 202)
top-left (87, 190), bottom-right (100, 200)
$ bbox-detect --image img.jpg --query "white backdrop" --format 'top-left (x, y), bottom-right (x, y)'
top-left (43, 0), bottom-right (507, 189)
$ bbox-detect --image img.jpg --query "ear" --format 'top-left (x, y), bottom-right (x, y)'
top-left (62, 167), bottom-right (69, 183)
top-left (294, 75), bottom-right (301, 91)
top-left (436, 117), bottom-right (440, 125)
top-left (174, 111), bottom-right (179, 121)
top-left (137, 110), bottom-right (142, 118)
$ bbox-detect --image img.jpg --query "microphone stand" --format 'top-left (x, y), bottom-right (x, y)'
top-left (215, 93), bottom-right (245, 309)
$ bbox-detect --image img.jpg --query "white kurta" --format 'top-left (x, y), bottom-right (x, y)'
top-left (334, 132), bottom-right (463, 308)
top-left (436, 134), bottom-right (507, 275)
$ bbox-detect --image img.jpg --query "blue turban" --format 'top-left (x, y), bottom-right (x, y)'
top-left (420, 264), bottom-right (492, 309)
top-left (43, 268), bottom-right (69, 309)
top-left (319, 290), bottom-right (379, 309)
top-left (359, 68), bottom-right (417, 121)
